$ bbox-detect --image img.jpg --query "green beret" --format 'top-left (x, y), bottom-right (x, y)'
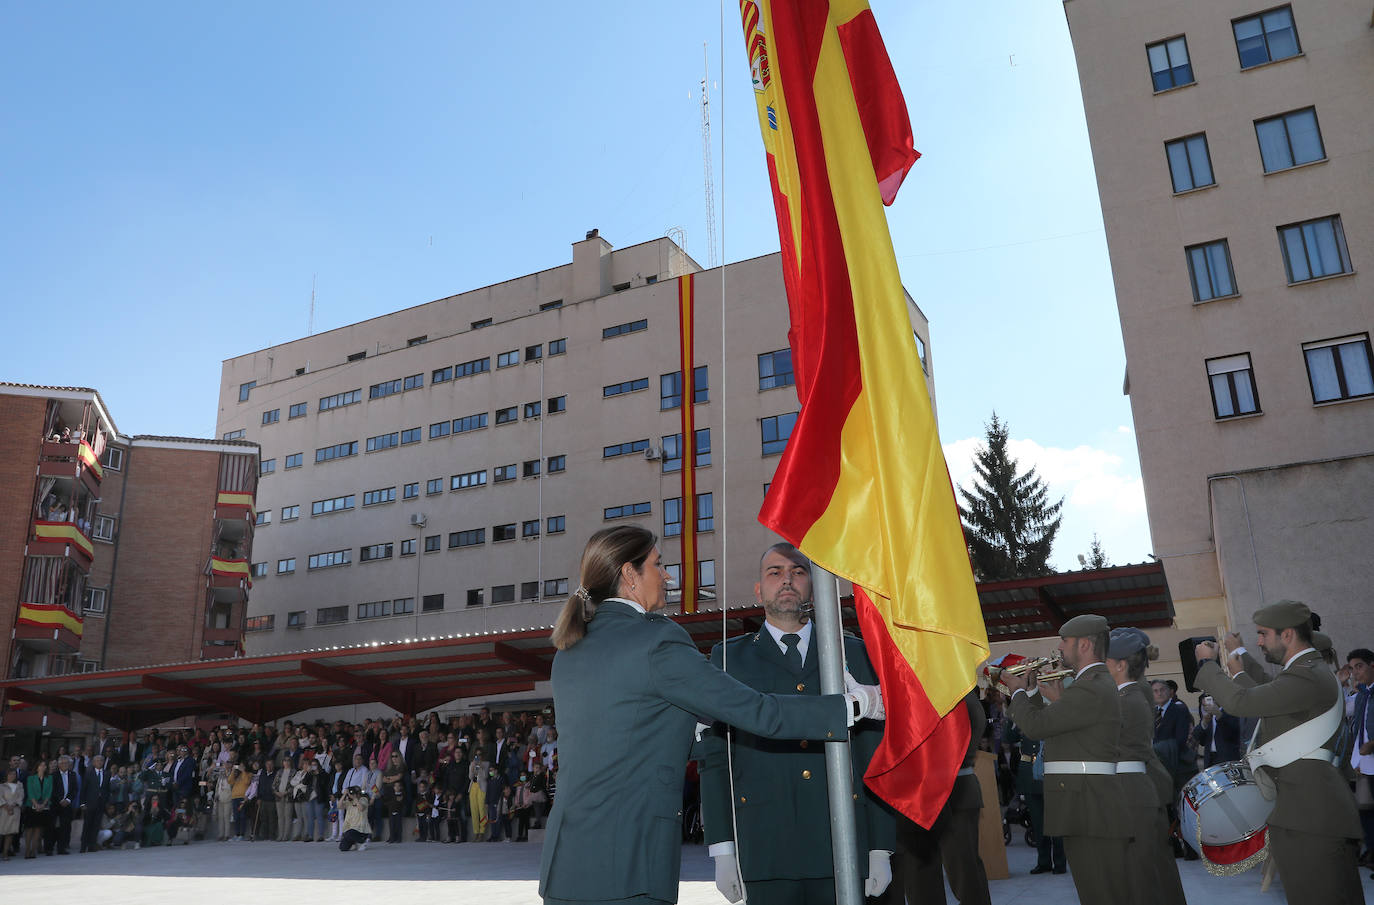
top-left (1107, 627), bottom-right (1150, 659)
top-left (1253, 599), bottom-right (1311, 630)
top-left (1060, 614), bottom-right (1110, 638)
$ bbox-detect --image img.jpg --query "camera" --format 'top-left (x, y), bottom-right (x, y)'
top-left (1179, 636), bottom-right (1218, 693)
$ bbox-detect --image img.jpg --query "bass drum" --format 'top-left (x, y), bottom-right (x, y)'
top-left (1179, 760), bottom-right (1274, 875)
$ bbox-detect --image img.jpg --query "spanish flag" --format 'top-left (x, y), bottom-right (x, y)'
top-left (740, 0), bottom-right (989, 826)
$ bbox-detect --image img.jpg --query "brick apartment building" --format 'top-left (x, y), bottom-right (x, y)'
top-left (0, 384), bottom-right (259, 754)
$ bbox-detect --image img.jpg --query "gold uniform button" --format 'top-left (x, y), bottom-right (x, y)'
top-left (853, 793), bottom-right (859, 800)
top-left (796, 683), bottom-right (806, 692)
top-left (827, 731), bottom-right (834, 738)
top-left (740, 796), bottom-right (747, 803)
top-left (802, 770), bottom-right (812, 780)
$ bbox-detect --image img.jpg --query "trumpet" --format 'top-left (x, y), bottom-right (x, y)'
top-left (994, 653), bottom-right (1073, 693)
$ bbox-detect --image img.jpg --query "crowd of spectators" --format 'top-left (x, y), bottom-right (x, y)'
top-left (2, 707), bottom-right (558, 858)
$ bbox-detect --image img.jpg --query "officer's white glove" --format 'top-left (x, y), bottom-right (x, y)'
top-left (844, 670), bottom-right (885, 723)
top-left (712, 850), bottom-right (744, 903)
top-left (865, 850), bottom-right (894, 896)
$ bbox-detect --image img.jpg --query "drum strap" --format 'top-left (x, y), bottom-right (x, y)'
top-left (1247, 695), bottom-right (1344, 770)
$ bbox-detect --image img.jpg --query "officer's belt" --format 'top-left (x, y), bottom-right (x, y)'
top-left (1043, 761), bottom-right (1117, 775)
top-left (955, 767), bottom-right (976, 777)
top-left (1115, 761), bottom-right (1147, 773)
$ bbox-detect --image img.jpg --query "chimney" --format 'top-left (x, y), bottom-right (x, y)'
top-left (572, 229), bottom-right (612, 302)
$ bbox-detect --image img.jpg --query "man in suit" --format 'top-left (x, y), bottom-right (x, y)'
top-left (170, 745), bottom-right (197, 807)
top-left (1002, 613), bottom-right (1131, 904)
top-left (79, 754), bottom-right (111, 852)
top-left (1152, 680), bottom-right (1195, 779)
top-left (698, 543), bottom-right (895, 905)
top-left (48, 754), bottom-right (82, 854)
top-left (1191, 694), bottom-right (1242, 766)
top-left (1197, 601), bottom-right (1363, 905)
top-left (414, 729), bottom-right (439, 779)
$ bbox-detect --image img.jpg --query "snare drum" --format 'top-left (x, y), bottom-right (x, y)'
top-left (1179, 760), bottom-right (1274, 875)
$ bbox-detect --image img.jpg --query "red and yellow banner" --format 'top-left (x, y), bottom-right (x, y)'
top-left (78, 441), bottom-right (103, 480)
top-left (741, 0), bottom-right (989, 826)
top-left (216, 490), bottom-right (257, 521)
top-left (33, 520), bottom-right (94, 559)
top-left (678, 274), bottom-right (699, 614)
top-left (17, 602), bottom-right (84, 637)
top-left (210, 556), bottom-right (252, 588)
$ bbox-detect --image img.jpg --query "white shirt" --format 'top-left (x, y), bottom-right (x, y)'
top-left (607, 597), bottom-right (645, 614)
top-left (763, 620), bottom-right (813, 663)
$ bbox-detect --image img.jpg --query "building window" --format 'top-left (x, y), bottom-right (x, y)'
top-left (665, 564), bottom-right (682, 600)
top-left (699, 560), bottom-right (717, 597)
top-left (522, 519), bottom-right (541, 538)
top-left (100, 447), bottom-right (124, 471)
top-left (370, 379), bottom-right (403, 399)
top-left (1165, 134), bottom-right (1214, 193)
top-left (498, 350), bottom-right (519, 368)
top-left (523, 459), bottom-right (540, 478)
top-left (289, 402), bottom-right (308, 419)
top-left (451, 470), bottom-right (487, 490)
top-left (277, 558), bottom-right (296, 574)
top-left (315, 441), bottom-right (358, 463)
top-left (467, 588), bottom-right (484, 608)
top-left (612, 281), bottom-right (631, 292)
top-left (400, 538), bottom-right (416, 556)
top-left (1146, 35), bottom-right (1193, 92)
top-left (308, 550), bottom-right (352, 570)
top-left (664, 497), bottom-right (682, 537)
top-left (255, 510), bottom-right (272, 526)
top-left (1256, 108), bottom-right (1325, 173)
top-left (317, 605), bottom-right (349, 625)
top-left (456, 357), bottom-right (491, 378)
top-left (548, 454), bottom-right (566, 473)
top-left (454, 413), bottom-right (488, 434)
top-left (430, 421), bottom-right (452, 439)
top-left (1233, 6), bottom-right (1300, 69)
top-left (360, 543), bottom-right (393, 562)
top-left (394, 597), bottom-right (415, 615)
top-left (1207, 354), bottom-right (1261, 419)
top-left (660, 367), bottom-right (709, 409)
top-left (604, 377), bottom-right (649, 398)
top-left (605, 501), bottom-right (651, 520)
top-left (358, 601), bottom-right (390, 620)
top-left (366, 431), bottom-right (400, 452)
top-left (603, 319), bottom-right (648, 339)
top-left (426, 478), bottom-right (443, 495)
top-left (521, 581), bottom-right (540, 601)
top-left (281, 505), bottom-right (299, 521)
top-left (287, 611), bottom-right (306, 629)
top-left (548, 395), bottom-right (566, 414)
top-left (1186, 240), bottom-right (1238, 302)
top-left (758, 349), bottom-right (795, 390)
top-left (761, 412), bottom-right (798, 455)
top-left (401, 427), bottom-right (422, 445)
top-left (526, 344), bottom-right (543, 361)
top-left (223, 429), bottom-right (246, 441)
top-left (914, 333), bottom-right (928, 374)
top-left (495, 406), bottom-right (518, 424)
top-left (696, 492), bottom-right (715, 531)
top-left (1279, 216), bottom-right (1352, 283)
top-left (285, 453), bottom-right (302, 469)
top-left (1303, 335), bottom-right (1374, 404)
top-left (245, 615), bottom-right (274, 632)
top-left (604, 438), bottom-right (649, 459)
top-left (319, 389), bottom-right (362, 412)
top-left (311, 495), bottom-right (355, 516)
top-left (450, 528), bottom-right (485, 548)
top-left (424, 534), bottom-right (441, 552)
top-left (471, 317), bottom-right (493, 329)
top-left (544, 578), bottom-right (569, 598)
top-left (262, 408), bottom-right (280, 425)
top-left (524, 401), bottom-right (542, 419)
top-left (539, 516), bottom-right (562, 537)
top-left (83, 586), bottom-right (108, 614)
top-left (695, 429), bottom-right (711, 467)
top-left (433, 366), bottom-right (453, 384)
top-left (550, 337), bottom-right (567, 355)
top-left (541, 300), bottom-right (564, 311)
top-left (259, 459), bottom-right (276, 476)
top-left (494, 464), bottom-right (517, 483)
top-left (239, 381), bottom-right (256, 402)
top-left (493, 523), bottom-right (517, 541)
top-left (251, 562), bottom-right (268, 578)
top-left (492, 585), bottom-right (516, 604)
top-left (408, 335), bottom-right (428, 347)
top-left (403, 482), bottom-right (419, 500)
top-left (662, 434), bottom-right (682, 473)
top-left (363, 487), bottom-right (396, 506)
top-left (93, 515), bottom-right (116, 541)
top-left (404, 373), bottom-right (424, 390)
top-left (347, 351), bottom-right (367, 362)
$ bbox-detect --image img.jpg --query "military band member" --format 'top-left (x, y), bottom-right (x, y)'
top-left (1105, 627), bottom-right (1187, 905)
top-left (1196, 600), bottom-right (1364, 905)
top-left (1002, 613), bottom-right (1130, 904)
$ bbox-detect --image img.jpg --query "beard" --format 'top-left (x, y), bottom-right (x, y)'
top-left (763, 591), bottom-right (807, 623)
top-left (1260, 642), bottom-right (1285, 665)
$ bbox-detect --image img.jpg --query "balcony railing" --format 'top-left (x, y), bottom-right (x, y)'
top-left (30, 520), bottom-right (95, 565)
top-left (14, 601), bottom-right (84, 651)
top-left (40, 440), bottom-right (104, 491)
top-left (207, 556), bottom-right (253, 593)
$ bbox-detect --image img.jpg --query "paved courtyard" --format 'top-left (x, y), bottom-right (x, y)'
top-left (2, 824), bottom-right (1371, 903)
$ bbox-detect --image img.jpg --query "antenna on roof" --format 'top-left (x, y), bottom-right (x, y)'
top-left (309, 273), bottom-right (317, 336)
top-left (700, 43), bottom-right (718, 269)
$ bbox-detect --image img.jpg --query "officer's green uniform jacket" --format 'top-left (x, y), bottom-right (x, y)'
top-left (695, 630), bottom-right (895, 882)
top-left (1006, 664), bottom-right (1129, 838)
top-left (538, 600), bottom-right (850, 904)
top-left (1123, 681), bottom-right (1174, 808)
top-left (1197, 650), bottom-right (1361, 839)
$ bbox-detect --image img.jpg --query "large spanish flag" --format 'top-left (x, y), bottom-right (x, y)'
top-left (740, 0), bottom-right (989, 826)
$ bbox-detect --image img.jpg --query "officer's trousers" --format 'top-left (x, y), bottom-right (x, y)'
top-left (1063, 834), bottom-right (1129, 904)
top-left (1268, 825), bottom-right (1364, 905)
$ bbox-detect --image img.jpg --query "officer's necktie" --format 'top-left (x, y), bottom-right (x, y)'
top-left (782, 633), bottom-right (803, 671)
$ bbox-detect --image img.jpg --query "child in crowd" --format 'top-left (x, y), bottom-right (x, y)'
top-left (384, 780), bottom-right (404, 844)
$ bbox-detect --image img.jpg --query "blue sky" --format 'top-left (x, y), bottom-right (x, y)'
top-left (0, 2), bottom-right (1151, 567)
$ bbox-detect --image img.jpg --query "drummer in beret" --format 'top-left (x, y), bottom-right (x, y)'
top-left (1194, 602), bottom-right (1363, 904)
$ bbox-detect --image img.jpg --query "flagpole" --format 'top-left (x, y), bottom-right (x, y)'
top-left (810, 561), bottom-right (865, 905)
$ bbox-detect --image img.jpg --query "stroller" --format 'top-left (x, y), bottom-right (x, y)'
top-left (1002, 793), bottom-right (1035, 847)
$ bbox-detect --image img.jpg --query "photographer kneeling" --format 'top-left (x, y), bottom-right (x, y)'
top-left (338, 787), bottom-right (371, 852)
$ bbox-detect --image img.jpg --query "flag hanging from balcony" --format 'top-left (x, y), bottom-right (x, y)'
top-left (740, 0), bottom-right (990, 827)
top-left (677, 274), bottom-right (699, 614)
top-left (17, 602), bottom-right (84, 637)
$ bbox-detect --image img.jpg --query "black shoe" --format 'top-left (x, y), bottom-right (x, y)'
top-left (1052, 867), bottom-right (1067, 875)
top-left (1183, 849), bottom-right (1200, 861)
top-left (1030, 866), bottom-right (1053, 875)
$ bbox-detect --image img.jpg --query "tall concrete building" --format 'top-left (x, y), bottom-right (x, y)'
top-left (217, 232), bottom-right (935, 654)
top-left (1063, 1), bottom-right (1373, 642)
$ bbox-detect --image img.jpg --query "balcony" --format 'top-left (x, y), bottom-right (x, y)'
top-left (1, 702), bottom-right (71, 732)
top-left (14, 602), bottom-right (84, 652)
top-left (206, 556), bottom-right (252, 602)
top-left (201, 627), bottom-right (243, 660)
top-left (214, 490), bottom-right (256, 545)
top-left (29, 521), bottom-right (95, 570)
top-left (40, 440), bottom-right (103, 495)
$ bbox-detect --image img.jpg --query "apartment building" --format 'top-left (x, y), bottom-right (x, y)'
top-left (0, 383), bottom-right (258, 749)
top-left (1063, 1), bottom-right (1373, 642)
top-left (217, 232), bottom-right (935, 654)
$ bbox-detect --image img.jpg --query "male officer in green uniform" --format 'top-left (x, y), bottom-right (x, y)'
top-left (1195, 600), bottom-right (1364, 905)
top-left (697, 542), bottom-right (895, 905)
top-left (1002, 613), bottom-right (1130, 903)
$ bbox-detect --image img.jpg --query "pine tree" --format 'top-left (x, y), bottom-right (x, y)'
top-left (957, 413), bottom-right (1064, 581)
top-left (1083, 533), bottom-right (1110, 570)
